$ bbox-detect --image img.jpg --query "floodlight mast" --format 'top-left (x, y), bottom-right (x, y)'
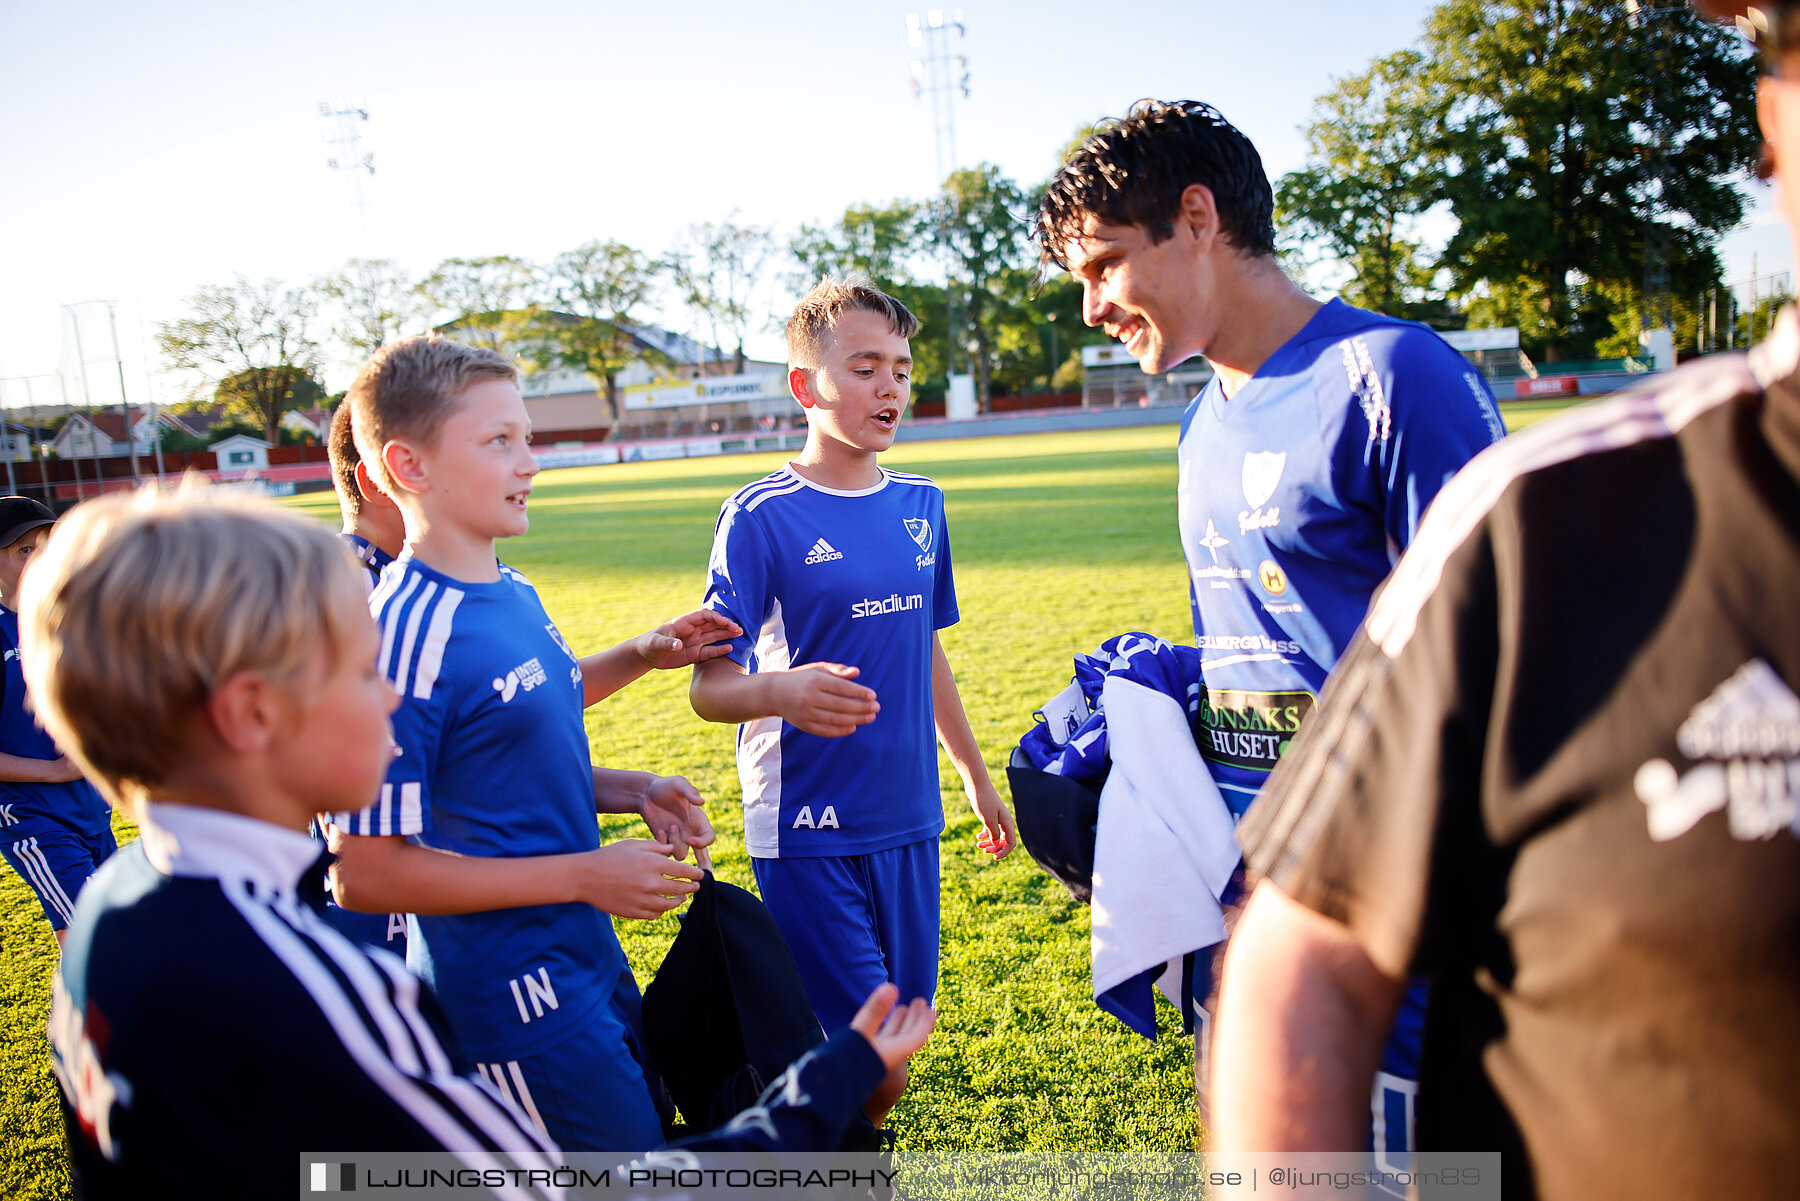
top-left (906, 9), bottom-right (970, 380)
top-left (320, 98), bottom-right (375, 247)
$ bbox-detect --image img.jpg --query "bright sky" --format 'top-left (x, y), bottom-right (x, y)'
top-left (2, 0), bottom-right (1791, 400)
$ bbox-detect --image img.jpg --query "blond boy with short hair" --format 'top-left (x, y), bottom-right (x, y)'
top-left (27, 489), bottom-right (567, 1195)
top-left (326, 334), bottom-right (741, 1150)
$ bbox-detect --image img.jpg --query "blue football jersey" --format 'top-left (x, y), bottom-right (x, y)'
top-left (703, 467), bottom-right (958, 858)
top-left (1179, 299), bottom-right (1504, 811)
top-left (329, 553), bottom-right (623, 1060)
top-left (341, 532), bottom-right (395, 592)
top-left (0, 607), bottom-right (109, 842)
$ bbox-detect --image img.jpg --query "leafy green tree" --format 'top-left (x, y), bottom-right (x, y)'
top-left (213, 368), bottom-right (327, 438)
top-left (670, 215), bottom-right (775, 373)
top-left (314, 258), bottom-right (420, 364)
top-left (415, 255), bottom-right (540, 351)
top-left (1421, 0), bottom-right (1758, 359)
top-left (532, 241), bottom-right (665, 424)
top-left (790, 201), bottom-right (925, 291)
top-left (789, 201), bottom-right (949, 402)
top-left (157, 277), bottom-right (320, 445)
top-left (1277, 50), bottom-right (1444, 320)
top-left (935, 164), bottom-right (1031, 409)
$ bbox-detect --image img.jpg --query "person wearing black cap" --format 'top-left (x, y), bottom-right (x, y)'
top-left (0, 497), bottom-right (115, 945)
top-left (1209, 6), bottom-right (1800, 1199)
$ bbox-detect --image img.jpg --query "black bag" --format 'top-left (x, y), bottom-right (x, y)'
top-left (1005, 745), bottom-right (1105, 904)
top-left (642, 871), bottom-right (828, 1130)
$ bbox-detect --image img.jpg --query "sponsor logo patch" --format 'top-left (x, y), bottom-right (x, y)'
top-left (1195, 688), bottom-right (1317, 774)
top-left (804, 537), bottom-right (844, 565)
top-left (1259, 560), bottom-right (1289, 595)
top-left (851, 592), bottom-right (923, 619)
top-left (492, 657), bottom-right (548, 703)
top-left (1197, 519), bottom-right (1230, 564)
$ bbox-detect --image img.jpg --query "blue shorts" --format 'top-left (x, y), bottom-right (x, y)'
top-left (2, 824), bottom-right (117, 932)
top-left (465, 967), bottom-right (664, 1153)
top-left (751, 837), bottom-right (939, 1033)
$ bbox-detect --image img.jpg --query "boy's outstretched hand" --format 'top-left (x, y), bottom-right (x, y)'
top-left (772, 662), bottom-right (880, 737)
top-left (640, 774), bottom-right (715, 871)
top-left (634, 609), bottom-right (743, 670)
top-left (848, 982), bottom-right (936, 1073)
top-left (579, 840), bottom-right (703, 920)
top-left (968, 779), bottom-right (1017, 860)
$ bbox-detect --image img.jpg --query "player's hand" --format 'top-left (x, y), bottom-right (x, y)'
top-left (772, 663), bottom-right (879, 737)
top-left (577, 840), bottom-right (703, 920)
top-left (640, 774), bottom-right (715, 871)
top-left (968, 780), bottom-right (1016, 860)
top-left (848, 982), bottom-right (937, 1073)
top-left (633, 609), bottom-right (743, 671)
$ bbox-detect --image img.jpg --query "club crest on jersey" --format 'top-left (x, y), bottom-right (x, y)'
top-left (904, 518), bottom-right (933, 553)
top-left (544, 624), bottom-right (577, 663)
top-left (492, 657), bottom-right (547, 703)
top-left (1239, 452), bottom-right (1285, 534)
top-left (804, 537), bottom-right (844, 565)
top-left (1634, 659), bottom-right (1800, 843)
top-left (1241, 451), bottom-right (1286, 509)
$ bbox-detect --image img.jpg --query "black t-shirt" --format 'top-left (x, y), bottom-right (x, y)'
top-left (1241, 319), bottom-right (1800, 1201)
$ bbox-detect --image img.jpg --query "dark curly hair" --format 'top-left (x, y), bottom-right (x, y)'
top-left (1035, 99), bottom-right (1277, 269)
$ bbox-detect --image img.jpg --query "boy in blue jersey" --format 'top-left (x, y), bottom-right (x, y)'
top-left (314, 403), bottom-right (409, 955)
top-left (0, 497), bottom-right (114, 946)
top-left (690, 276), bottom-right (1016, 1118)
top-left (27, 488), bottom-right (936, 1198)
top-left (328, 400), bottom-right (405, 587)
top-left (326, 333), bottom-right (749, 1153)
top-left (1036, 100), bottom-right (1504, 1155)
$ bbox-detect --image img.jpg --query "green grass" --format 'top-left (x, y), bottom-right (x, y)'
top-left (0, 425), bottom-right (1201, 1193)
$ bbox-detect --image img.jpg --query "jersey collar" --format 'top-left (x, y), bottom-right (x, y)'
top-left (140, 802), bottom-right (324, 896)
top-left (784, 465), bottom-right (891, 497)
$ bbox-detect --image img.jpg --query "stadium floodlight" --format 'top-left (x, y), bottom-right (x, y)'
top-left (928, 9), bottom-right (943, 27)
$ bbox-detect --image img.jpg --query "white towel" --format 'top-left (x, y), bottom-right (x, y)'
top-left (1090, 674), bottom-right (1242, 1011)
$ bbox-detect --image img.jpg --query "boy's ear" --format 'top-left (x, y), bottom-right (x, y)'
top-left (353, 459), bottom-right (399, 511)
top-left (204, 671), bottom-right (282, 755)
top-left (789, 367), bottom-right (819, 409)
top-left (381, 439), bottom-right (431, 496)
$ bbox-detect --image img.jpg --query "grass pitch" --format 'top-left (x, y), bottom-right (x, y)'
top-left (0, 401), bottom-right (1579, 1194)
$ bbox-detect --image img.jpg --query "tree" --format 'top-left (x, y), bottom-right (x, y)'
top-left (214, 368), bottom-right (327, 439)
top-left (1421, 0), bottom-right (1758, 358)
top-left (157, 277), bottom-right (320, 445)
top-left (532, 241), bottom-right (664, 424)
top-left (791, 201), bottom-right (925, 291)
top-left (314, 258), bottom-right (420, 363)
top-left (1277, 50), bottom-right (1445, 321)
top-left (415, 256), bottom-right (540, 351)
top-left (670, 215), bottom-right (775, 373)
top-left (935, 164), bottom-right (1031, 409)
top-left (789, 201), bottom-right (950, 401)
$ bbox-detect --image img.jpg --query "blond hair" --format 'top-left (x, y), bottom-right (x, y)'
top-left (346, 334), bottom-right (517, 493)
top-left (18, 484), bottom-right (366, 812)
top-left (785, 275), bottom-right (920, 369)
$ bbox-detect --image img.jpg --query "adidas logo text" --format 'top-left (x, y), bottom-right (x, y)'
top-left (804, 538), bottom-right (844, 565)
